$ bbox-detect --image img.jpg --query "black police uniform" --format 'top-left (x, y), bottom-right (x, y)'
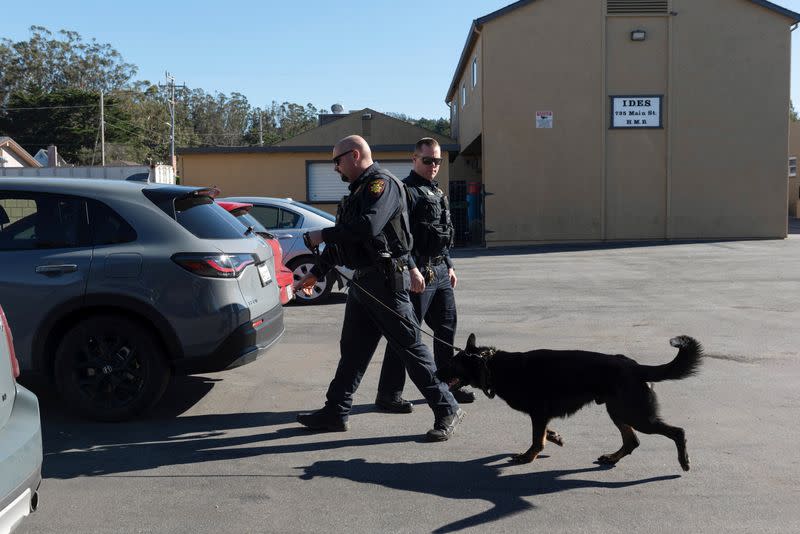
top-left (300, 163), bottom-right (458, 425)
top-left (377, 169), bottom-right (458, 399)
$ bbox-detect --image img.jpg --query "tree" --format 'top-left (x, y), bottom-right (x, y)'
top-left (791, 101), bottom-right (799, 122)
top-left (0, 88), bottom-right (133, 164)
top-left (386, 112), bottom-right (451, 137)
top-left (0, 26), bottom-right (137, 105)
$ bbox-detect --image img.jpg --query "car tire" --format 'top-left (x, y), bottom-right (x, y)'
top-left (287, 256), bottom-right (334, 305)
top-left (54, 315), bottom-right (170, 421)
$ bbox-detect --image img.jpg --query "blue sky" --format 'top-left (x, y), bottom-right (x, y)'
top-left (4, 0), bottom-right (800, 120)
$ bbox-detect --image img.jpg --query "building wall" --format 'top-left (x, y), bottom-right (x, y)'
top-left (790, 120), bottom-right (800, 217)
top-left (605, 15), bottom-right (668, 240)
top-left (468, 0), bottom-right (791, 245)
top-left (178, 150), bottom-right (450, 215)
top-left (668, 0), bottom-right (790, 238)
top-left (452, 38), bottom-right (483, 148)
top-left (481, 0), bottom-right (605, 244)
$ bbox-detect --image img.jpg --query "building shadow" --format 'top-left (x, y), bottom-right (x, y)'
top-left (788, 217), bottom-right (800, 235)
top-left (298, 456), bottom-right (680, 533)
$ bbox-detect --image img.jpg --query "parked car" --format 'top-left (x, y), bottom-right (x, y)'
top-left (0, 304), bottom-right (42, 534)
top-left (217, 201), bottom-right (294, 305)
top-left (222, 197), bottom-right (352, 304)
top-left (0, 178), bottom-right (284, 421)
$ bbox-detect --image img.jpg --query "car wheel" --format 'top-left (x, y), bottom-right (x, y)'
top-left (287, 256), bottom-right (333, 304)
top-left (54, 315), bottom-right (170, 421)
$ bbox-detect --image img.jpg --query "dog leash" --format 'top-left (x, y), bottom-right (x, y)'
top-left (302, 233), bottom-right (463, 353)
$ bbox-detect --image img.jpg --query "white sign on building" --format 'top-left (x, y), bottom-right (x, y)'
top-left (536, 110), bottom-right (553, 129)
top-left (610, 96), bottom-right (662, 128)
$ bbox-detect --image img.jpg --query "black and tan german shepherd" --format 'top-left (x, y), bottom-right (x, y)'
top-left (436, 334), bottom-right (703, 471)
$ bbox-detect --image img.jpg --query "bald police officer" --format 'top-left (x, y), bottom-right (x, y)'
top-left (294, 135), bottom-right (463, 442)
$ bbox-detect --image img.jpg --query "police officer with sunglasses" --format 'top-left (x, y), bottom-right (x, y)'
top-left (375, 137), bottom-right (475, 415)
top-left (294, 135), bottom-right (463, 441)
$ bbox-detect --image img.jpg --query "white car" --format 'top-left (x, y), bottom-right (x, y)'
top-left (0, 304), bottom-right (42, 533)
top-left (222, 197), bottom-right (354, 304)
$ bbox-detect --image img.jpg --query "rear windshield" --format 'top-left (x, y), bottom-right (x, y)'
top-left (174, 196), bottom-right (246, 240)
top-left (289, 200), bottom-right (335, 222)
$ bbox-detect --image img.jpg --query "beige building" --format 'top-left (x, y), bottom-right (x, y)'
top-left (447, 0), bottom-right (800, 245)
top-left (178, 109), bottom-right (457, 217)
top-left (789, 120), bottom-right (800, 217)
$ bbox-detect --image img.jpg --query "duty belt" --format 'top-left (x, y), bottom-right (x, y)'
top-left (353, 265), bottom-right (382, 279)
top-left (429, 255), bottom-right (446, 266)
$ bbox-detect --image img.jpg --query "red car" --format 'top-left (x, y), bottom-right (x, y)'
top-left (218, 201), bottom-right (294, 305)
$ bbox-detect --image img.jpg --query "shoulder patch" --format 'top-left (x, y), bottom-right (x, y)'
top-left (369, 179), bottom-right (387, 197)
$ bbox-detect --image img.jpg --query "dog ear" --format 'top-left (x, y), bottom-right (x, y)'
top-left (466, 333), bottom-right (476, 351)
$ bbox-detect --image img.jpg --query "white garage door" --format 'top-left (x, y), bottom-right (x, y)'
top-left (307, 160), bottom-right (412, 202)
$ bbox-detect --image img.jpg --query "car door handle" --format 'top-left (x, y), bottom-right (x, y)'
top-left (35, 264), bottom-right (78, 274)
top-left (278, 234), bottom-right (294, 239)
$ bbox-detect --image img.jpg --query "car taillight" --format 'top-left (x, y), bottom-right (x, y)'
top-left (171, 253), bottom-right (256, 278)
top-left (0, 307), bottom-right (19, 380)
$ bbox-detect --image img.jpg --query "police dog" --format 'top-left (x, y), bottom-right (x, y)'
top-left (436, 334), bottom-right (702, 471)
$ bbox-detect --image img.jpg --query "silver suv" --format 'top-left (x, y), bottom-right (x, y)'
top-left (0, 178), bottom-right (284, 421)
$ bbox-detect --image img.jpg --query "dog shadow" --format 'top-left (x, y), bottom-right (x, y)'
top-left (298, 455), bottom-right (680, 533)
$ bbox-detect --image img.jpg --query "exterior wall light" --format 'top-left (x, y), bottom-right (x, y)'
top-left (630, 29), bottom-right (647, 41)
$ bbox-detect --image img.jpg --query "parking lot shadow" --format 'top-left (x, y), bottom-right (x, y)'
top-left (36, 397), bottom-right (421, 479)
top-left (298, 456), bottom-right (680, 533)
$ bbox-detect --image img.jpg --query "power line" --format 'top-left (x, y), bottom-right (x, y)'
top-left (0, 103), bottom-right (115, 111)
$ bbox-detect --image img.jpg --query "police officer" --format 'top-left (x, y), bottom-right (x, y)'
top-left (375, 138), bottom-right (474, 413)
top-left (294, 135), bottom-right (463, 442)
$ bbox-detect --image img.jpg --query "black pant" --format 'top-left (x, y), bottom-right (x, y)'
top-left (377, 261), bottom-right (457, 397)
top-left (322, 268), bottom-right (457, 420)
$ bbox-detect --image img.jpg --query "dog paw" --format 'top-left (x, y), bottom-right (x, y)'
top-left (546, 430), bottom-right (564, 447)
top-left (596, 454), bottom-right (618, 465)
top-left (511, 453), bottom-right (535, 464)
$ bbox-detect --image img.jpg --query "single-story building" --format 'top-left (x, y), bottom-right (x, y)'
top-left (446, 0), bottom-right (800, 245)
top-left (179, 108), bottom-right (457, 209)
top-left (178, 109), bottom-right (469, 238)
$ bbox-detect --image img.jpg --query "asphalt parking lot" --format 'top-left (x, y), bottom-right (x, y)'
top-left (19, 227), bottom-right (800, 533)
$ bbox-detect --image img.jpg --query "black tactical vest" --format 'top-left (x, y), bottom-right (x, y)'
top-left (409, 181), bottom-right (455, 258)
top-left (334, 167), bottom-right (412, 268)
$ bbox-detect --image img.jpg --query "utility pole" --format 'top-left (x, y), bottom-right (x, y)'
top-left (258, 110), bottom-right (264, 146)
top-left (100, 90), bottom-right (105, 166)
top-left (159, 72), bottom-right (187, 173)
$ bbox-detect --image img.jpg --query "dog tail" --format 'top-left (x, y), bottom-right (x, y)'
top-left (637, 335), bottom-right (703, 383)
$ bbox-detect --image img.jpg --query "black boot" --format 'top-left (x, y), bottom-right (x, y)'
top-left (297, 408), bottom-right (349, 432)
top-left (426, 409), bottom-right (465, 442)
top-left (375, 395), bottom-right (413, 413)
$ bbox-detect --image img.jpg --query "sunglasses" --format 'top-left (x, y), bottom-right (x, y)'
top-left (332, 149), bottom-right (355, 166)
top-left (418, 156), bottom-right (443, 166)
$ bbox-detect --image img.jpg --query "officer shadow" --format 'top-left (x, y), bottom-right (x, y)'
top-left (298, 455), bottom-right (680, 533)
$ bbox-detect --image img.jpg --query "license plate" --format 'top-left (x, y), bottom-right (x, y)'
top-left (257, 262), bottom-right (272, 286)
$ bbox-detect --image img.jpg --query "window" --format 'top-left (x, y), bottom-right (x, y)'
top-left (88, 200), bottom-right (137, 245)
top-left (0, 193), bottom-right (89, 251)
top-left (472, 57), bottom-right (478, 88)
top-left (174, 196), bottom-right (246, 239)
top-left (461, 84), bottom-right (466, 108)
top-left (789, 157), bottom-right (797, 177)
top-left (249, 205), bottom-right (300, 230)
